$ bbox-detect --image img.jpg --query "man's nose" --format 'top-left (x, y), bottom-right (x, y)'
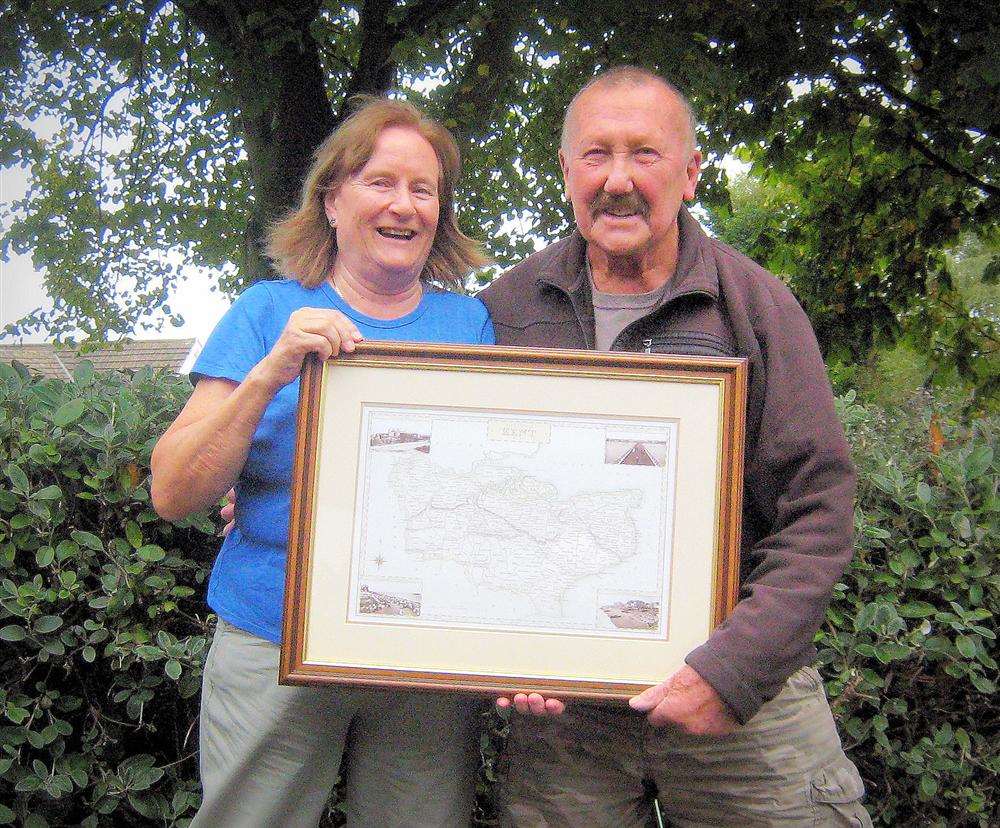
top-left (603, 156), bottom-right (635, 194)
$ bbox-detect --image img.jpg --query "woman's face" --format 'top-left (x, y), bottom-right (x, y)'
top-left (324, 126), bottom-right (441, 284)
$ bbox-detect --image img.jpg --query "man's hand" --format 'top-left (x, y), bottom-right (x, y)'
top-left (496, 693), bottom-right (565, 716)
top-left (628, 664), bottom-right (739, 735)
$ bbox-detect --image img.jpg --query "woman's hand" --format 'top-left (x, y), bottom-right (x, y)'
top-left (496, 693), bottom-right (566, 716)
top-left (253, 308), bottom-right (363, 393)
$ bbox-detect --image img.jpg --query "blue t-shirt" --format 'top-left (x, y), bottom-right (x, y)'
top-left (191, 278), bottom-right (495, 642)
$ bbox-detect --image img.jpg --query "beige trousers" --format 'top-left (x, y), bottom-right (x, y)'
top-left (192, 620), bottom-right (482, 828)
top-left (501, 666), bottom-right (872, 828)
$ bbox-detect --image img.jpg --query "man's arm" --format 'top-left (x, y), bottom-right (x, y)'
top-left (684, 291), bottom-right (856, 724)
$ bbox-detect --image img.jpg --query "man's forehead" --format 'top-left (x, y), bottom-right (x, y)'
top-left (565, 82), bottom-right (686, 144)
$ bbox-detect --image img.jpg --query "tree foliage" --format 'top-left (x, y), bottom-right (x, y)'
top-left (2, 1), bottom-right (997, 388)
top-left (710, 176), bottom-right (999, 409)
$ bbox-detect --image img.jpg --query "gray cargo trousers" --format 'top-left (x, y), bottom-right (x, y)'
top-left (502, 666), bottom-right (872, 827)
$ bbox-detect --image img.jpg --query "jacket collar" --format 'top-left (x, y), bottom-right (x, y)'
top-left (535, 206), bottom-right (720, 308)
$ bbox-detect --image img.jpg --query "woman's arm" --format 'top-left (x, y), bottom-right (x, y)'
top-left (150, 370), bottom-right (275, 520)
top-left (150, 307), bottom-right (362, 520)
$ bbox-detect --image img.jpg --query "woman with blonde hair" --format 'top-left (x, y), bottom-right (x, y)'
top-left (151, 97), bottom-right (493, 827)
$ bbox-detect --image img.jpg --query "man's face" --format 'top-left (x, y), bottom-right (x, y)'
top-left (559, 82), bottom-right (701, 263)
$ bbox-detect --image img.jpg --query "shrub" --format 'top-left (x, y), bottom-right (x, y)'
top-left (0, 361), bottom-right (215, 826)
top-left (1, 362), bottom-right (995, 826)
top-left (823, 392), bottom-right (998, 826)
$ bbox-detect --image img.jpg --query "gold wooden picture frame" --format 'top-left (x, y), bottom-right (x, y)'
top-left (280, 342), bottom-right (746, 700)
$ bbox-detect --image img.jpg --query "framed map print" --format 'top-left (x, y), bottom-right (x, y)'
top-left (280, 342), bottom-right (746, 700)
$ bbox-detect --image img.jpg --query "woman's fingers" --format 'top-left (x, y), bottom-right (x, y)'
top-left (259, 309), bottom-right (364, 390)
top-left (288, 309), bottom-right (362, 357)
top-left (328, 312), bottom-right (363, 354)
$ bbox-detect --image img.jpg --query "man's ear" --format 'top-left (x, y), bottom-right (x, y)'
top-left (684, 150), bottom-right (702, 202)
top-left (558, 149), bottom-right (570, 199)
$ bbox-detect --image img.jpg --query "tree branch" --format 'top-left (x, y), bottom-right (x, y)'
top-left (442, 3), bottom-right (523, 144)
top-left (906, 131), bottom-right (1000, 199)
top-left (865, 72), bottom-right (995, 143)
top-left (337, 0), bottom-right (398, 114)
top-left (336, 0), bottom-right (468, 122)
top-left (833, 72), bottom-right (999, 198)
top-left (395, 0), bottom-right (464, 38)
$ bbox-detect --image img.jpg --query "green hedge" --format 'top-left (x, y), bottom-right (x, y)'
top-left (0, 362), bottom-right (214, 826)
top-left (0, 363), bottom-right (996, 826)
top-left (821, 393), bottom-right (998, 826)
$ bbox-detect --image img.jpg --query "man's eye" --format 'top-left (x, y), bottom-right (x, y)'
top-left (636, 148), bottom-right (659, 159)
top-left (413, 185), bottom-right (437, 198)
top-left (369, 178), bottom-right (392, 188)
top-left (583, 148), bottom-right (608, 159)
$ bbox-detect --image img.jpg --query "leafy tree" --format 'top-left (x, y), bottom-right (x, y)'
top-left (710, 175), bottom-right (999, 410)
top-left (2, 0), bottom-right (997, 389)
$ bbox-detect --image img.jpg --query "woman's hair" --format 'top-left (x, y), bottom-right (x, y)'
top-left (267, 97), bottom-right (488, 290)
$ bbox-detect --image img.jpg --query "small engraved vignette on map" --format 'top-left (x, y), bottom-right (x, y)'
top-left (358, 580), bottom-right (422, 618)
top-left (597, 590), bottom-right (663, 635)
top-left (370, 428), bottom-right (430, 453)
top-left (604, 438), bottom-right (668, 467)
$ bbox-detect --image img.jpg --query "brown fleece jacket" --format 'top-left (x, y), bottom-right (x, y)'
top-left (479, 207), bottom-right (856, 724)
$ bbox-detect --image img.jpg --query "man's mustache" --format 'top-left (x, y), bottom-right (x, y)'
top-left (589, 190), bottom-right (650, 219)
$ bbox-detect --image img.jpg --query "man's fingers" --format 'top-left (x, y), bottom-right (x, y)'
top-left (628, 679), bottom-right (671, 712)
top-left (644, 700), bottom-right (677, 729)
top-left (219, 488), bottom-right (236, 537)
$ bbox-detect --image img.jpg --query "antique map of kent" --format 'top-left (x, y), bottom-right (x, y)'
top-left (347, 405), bottom-right (678, 639)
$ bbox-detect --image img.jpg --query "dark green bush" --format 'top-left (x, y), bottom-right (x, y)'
top-left (0, 361), bottom-right (215, 826)
top-left (1, 363), bottom-right (996, 826)
top-left (823, 391), bottom-right (998, 826)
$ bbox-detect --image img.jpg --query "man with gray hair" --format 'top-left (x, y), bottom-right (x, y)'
top-left (482, 66), bottom-right (872, 826)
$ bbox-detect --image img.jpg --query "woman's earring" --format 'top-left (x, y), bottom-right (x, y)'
top-left (328, 217), bottom-right (337, 228)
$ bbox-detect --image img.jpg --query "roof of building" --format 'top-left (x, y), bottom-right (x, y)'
top-left (0, 339), bottom-right (198, 380)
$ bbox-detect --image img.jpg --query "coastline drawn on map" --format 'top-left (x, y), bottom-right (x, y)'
top-left (347, 405), bottom-right (679, 640)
